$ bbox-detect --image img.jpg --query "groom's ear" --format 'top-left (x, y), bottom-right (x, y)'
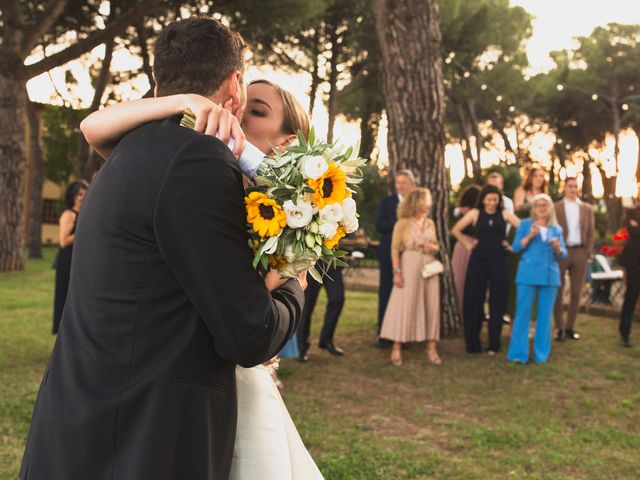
top-left (227, 70), bottom-right (245, 112)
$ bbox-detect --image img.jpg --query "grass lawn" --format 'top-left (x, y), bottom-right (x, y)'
top-left (1, 248), bottom-right (639, 479)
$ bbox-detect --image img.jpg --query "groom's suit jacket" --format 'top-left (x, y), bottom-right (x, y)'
top-left (20, 117), bottom-right (305, 480)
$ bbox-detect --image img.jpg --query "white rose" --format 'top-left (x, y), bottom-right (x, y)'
top-left (340, 197), bottom-right (358, 233)
top-left (318, 221), bottom-right (339, 239)
top-left (283, 199), bottom-right (313, 229)
top-left (300, 155), bottom-right (329, 180)
top-left (341, 197), bottom-right (357, 219)
top-left (342, 216), bottom-right (359, 234)
top-left (319, 203), bottom-right (344, 224)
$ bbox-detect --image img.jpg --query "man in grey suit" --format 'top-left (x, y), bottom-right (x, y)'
top-left (553, 177), bottom-right (595, 341)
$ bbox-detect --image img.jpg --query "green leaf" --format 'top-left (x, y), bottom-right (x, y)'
top-left (308, 265), bottom-right (323, 284)
top-left (308, 126), bottom-right (315, 146)
top-left (296, 129), bottom-right (308, 150)
top-left (252, 253), bottom-right (262, 269)
top-left (335, 258), bottom-right (349, 267)
top-left (263, 235), bottom-right (280, 254)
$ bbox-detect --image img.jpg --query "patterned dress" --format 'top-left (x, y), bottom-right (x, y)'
top-left (380, 219), bottom-right (441, 343)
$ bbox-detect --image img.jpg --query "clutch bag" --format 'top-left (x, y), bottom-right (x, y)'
top-left (421, 259), bottom-right (444, 278)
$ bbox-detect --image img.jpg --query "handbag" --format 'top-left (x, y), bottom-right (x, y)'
top-left (421, 259), bottom-right (444, 278)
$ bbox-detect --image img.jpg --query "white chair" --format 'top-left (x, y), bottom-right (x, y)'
top-left (586, 254), bottom-right (625, 311)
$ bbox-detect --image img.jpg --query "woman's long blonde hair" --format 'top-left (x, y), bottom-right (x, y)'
top-left (398, 187), bottom-right (432, 219)
top-left (248, 79), bottom-right (310, 139)
top-left (531, 193), bottom-right (558, 226)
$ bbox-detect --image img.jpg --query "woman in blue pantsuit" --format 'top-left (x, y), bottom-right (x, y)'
top-left (508, 194), bottom-right (567, 364)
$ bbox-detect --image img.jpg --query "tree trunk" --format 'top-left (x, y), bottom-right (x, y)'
top-left (598, 164), bottom-right (621, 231)
top-left (374, 0), bottom-right (460, 335)
top-left (635, 127), bottom-right (640, 184)
top-left (454, 101), bottom-right (471, 179)
top-left (26, 101), bottom-right (45, 259)
top-left (136, 21), bottom-right (156, 98)
top-left (581, 157), bottom-right (593, 203)
top-left (466, 99), bottom-right (483, 184)
top-left (326, 22), bottom-right (339, 144)
top-left (308, 28), bottom-right (322, 118)
top-left (359, 113), bottom-right (374, 162)
top-left (78, 37), bottom-right (115, 180)
top-left (0, 71), bottom-right (27, 271)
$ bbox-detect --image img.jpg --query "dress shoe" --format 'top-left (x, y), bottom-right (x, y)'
top-left (621, 337), bottom-right (632, 348)
top-left (565, 329), bottom-right (581, 340)
top-left (297, 351), bottom-right (309, 363)
top-left (556, 329), bottom-right (565, 341)
top-left (376, 338), bottom-right (392, 349)
top-left (319, 342), bottom-right (344, 356)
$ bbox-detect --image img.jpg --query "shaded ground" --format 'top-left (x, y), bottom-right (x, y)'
top-left (1, 248), bottom-right (639, 479)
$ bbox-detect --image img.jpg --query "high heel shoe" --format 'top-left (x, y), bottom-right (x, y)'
top-left (390, 348), bottom-right (403, 366)
top-left (427, 350), bottom-right (442, 365)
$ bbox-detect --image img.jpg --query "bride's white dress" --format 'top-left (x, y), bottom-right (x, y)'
top-left (229, 365), bottom-right (324, 480)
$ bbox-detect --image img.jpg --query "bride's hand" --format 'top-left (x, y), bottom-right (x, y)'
top-left (182, 94), bottom-right (245, 157)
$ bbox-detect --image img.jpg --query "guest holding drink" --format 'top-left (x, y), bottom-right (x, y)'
top-left (53, 180), bottom-right (89, 334)
top-left (507, 194), bottom-right (568, 364)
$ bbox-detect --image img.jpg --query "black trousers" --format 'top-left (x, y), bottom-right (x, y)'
top-left (463, 256), bottom-right (509, 353)
top-left (620, 264), bottom-right (640, 340)
top-left (297, 266), bottom-right (345, 353)
top-left (377, 257), bottom-right (393, 335)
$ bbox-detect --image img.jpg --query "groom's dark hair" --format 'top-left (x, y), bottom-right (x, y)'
top-left (153, 17), bottom-right (246, 97)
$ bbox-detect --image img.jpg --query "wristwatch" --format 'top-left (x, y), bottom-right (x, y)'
top-left (393, 268), bottom-right (401, 274)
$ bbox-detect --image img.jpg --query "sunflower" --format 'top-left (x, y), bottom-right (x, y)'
top-left (308, 163), bottom-right (350, 209)
top-left (245, 192), bottom-right (287, 238)
top-left (323, 225), bottom-right (346, 249)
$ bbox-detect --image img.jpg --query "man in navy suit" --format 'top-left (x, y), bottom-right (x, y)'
top-left (375, 170), bottom-right (415, 347)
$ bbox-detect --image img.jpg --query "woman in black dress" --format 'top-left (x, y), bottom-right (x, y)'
top-left (452, 185), bottom-right (521, 354)
top-left (619, 195), bottom-right (640, 348)
top-left (53, 180), bottom-right (89, 334)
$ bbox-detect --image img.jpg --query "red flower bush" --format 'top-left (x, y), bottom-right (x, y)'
top-left (601, 227), bottom-right (628, 258)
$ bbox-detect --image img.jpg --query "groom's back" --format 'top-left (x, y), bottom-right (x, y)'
top-left (21, 118), bottom-right (240, 479)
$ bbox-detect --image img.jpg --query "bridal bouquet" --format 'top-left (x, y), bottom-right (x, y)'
top-left (181, 110), bottom-right (366, 282)
top-left (246, 129), bottom-right (366, 282)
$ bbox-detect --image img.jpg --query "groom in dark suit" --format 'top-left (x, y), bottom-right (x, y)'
top-left (20, 18), bottom-right (304, 480)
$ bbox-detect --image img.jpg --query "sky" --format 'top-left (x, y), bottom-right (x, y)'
top-left (511, 0), bottom-right (640, 73)
top-left (26, 1), bottom-right (640, 195)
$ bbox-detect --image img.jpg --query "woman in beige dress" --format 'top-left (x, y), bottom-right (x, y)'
top-left (380, 188), bottom-right (442, 366)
